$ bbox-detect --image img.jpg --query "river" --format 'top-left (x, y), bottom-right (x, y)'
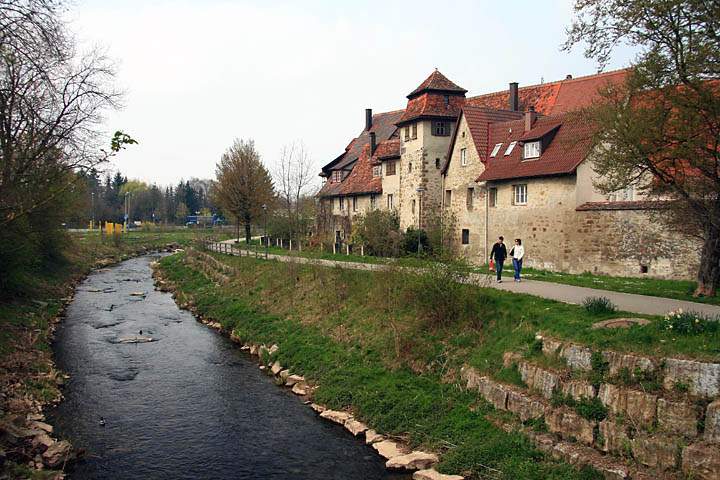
top-left (49, 255), bottom-right (410, 479)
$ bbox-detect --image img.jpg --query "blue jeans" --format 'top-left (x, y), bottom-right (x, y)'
top-left (495, 259), bottom-right (504, 280)
top-left (513, 258), bottom-right (523, 280)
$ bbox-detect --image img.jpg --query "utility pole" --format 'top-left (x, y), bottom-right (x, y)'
top-left (262, 204), bottom-right (268, 259)
top-left (91, 192), bottom-right (95, 230)
top-left (124, 192), bottom-right (130, 232)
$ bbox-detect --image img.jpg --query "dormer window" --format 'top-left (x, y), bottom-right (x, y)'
top-left (332, 171), bottom-right (342, 183)
top-left (504, 141), bottom-right (517, 156)
top-left (490, 143), bottom-right (503, 157)
top-left (523, 141), bottom-right (541, 159)
top-left (372, 165), bottom-right (381, 177)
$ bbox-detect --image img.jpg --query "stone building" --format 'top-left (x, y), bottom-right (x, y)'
top-left (317, 69), bottom-right (700, 279)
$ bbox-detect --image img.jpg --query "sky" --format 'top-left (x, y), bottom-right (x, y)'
top-left (69, 0), bottom-right (637, 188)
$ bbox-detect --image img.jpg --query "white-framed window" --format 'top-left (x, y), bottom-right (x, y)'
top-left (513, 184), bottom-right (528, 205)
top-left (460, 148), bottom-right (467, 166)
top-left (504, 141), bottom-right (517, 156)
top-left (404, 126), bottom-right (410, 141)
top-left (332, 170), bottom-right (342, 182)
top-left (490, 143), bottom-right (503, 157)
top-left (387, 194), bottom-right (394, 210)
top-left (489, 187), bottom-right (498, 207)
top-left (432, 121), bottom-right (451, 136)
top-left (523, 141), bottom-right (541, 159)
top-left (386, 160), bottom-right (396, 176)
top-left (372, 165), bottom-right (381, 177)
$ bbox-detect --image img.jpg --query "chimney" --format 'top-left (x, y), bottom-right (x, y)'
top-left (369, 131), bottom-right (376, 155)
top-left (509, 82), bottom-right (519, 111)
top-left (525, 106), bottom-right (537, 131)
top-left (365, 108), bottom-right (373, 131)
top-left (565, 74), bottom-right (573, 80)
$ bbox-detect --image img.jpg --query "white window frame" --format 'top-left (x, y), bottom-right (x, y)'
top-left (504, 141), bottom-right (517, 156)
top-left (332, 170), bottom-right (342, 182)
top-left (490, 143), bottom-right (503, 157)
top-left (460, 148), bottom-right (467, 166)
top-left (387, 194), bottom-right (394, 210)
top-left (513, 184), bottom-right (528, 205)
top-left (523, 141), bottom-right (541, 159)
top-left (372, 165), bottom-right (381, 177)
top-left (489, 187), bottom-right (498, 207)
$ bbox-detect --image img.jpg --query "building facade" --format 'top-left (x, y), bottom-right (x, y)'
top-left (316, 69), bottom-right (700, 279)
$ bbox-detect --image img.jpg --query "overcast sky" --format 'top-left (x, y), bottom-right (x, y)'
top-left (70, 0), bottom-right (636, 187)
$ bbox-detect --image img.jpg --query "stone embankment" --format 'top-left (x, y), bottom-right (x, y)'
top-left (0, 243), bottom-right (181, 478)
top-left (155, 248), bottom-right (465, 480)
top-left (461, 336), bottom-right (720, 480)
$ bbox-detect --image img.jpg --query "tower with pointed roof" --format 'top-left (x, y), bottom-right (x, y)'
top-left (394, 69), bottom-right (467, 230)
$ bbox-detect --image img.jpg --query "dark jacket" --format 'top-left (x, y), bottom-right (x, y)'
top-left (490, 242), bottom-right (507, 262)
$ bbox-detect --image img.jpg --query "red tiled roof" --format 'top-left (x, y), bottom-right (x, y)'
top-left (442, 106), bottom-right (524, 173)
top-left (519, 122), bottom-right (561, 141)
top-left (320, 109), bottom-right (404, 177)
top-left (407, 69), bottom-right (467, 99)
top-left (398, 92), bottom-right (465, 125)
top-left (339, 144), bottom-right (382, 196)
top-left (466, 69), bottom-right (629, 115)
top-left (476, 113), bottom-right (595, 182)
top-left (372, 138), bottom-right (401, 164)
top-left (576, 201), bottom-right (669, 211)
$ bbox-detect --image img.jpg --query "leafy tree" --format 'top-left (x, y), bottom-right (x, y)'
top-left (565, 0), bottom-right (720, 296)
top-left (350, 209), bottom-right (402, 256)
top-left (212, 139), bottom-right (275, 243)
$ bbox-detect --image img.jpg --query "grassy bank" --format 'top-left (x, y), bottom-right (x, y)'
top-left (159, 251), bottom-right (719, 479)
top-left (228, 240), bottom-right (719, 306)
top-left (0, 229), bottom-right (217, 478)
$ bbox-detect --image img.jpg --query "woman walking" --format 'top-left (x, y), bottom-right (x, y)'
top-left (511, 239), bottom-right (524, 282)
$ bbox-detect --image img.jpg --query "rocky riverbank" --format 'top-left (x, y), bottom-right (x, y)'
top-left (0, 243), bottom-right (181, 479)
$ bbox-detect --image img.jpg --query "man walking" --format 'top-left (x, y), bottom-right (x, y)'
top-left (490, 236), bottom-right (507, 283)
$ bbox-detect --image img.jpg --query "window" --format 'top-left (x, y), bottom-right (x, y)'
top-left (352, 196), bottom-right (357, 212)
top-left (372, 165), bottom-right (381, 177)
top-left (387, 194), bottom-right (394, 209)
top-left (435, 158), bottom-right (440, 169)
top-left (339, 197), bottom-right (345, 210)
top-left (504, 141), bottom-right (517, 156)
top-left (408, 162), bottom-right (412, 173)
top-left (460, 148), bottom-right (467, 166)
top-left (461, 229), bottom-right (470, 245)
top-left (370, 194), bottom-right (376, 209)
top-left (386, 160), bottom-right (396, 176)
top-left (523, 141), bottom-right (541, 159)
top-left (513, 184), bottom-right (528, 205)
top-left (444, 95), bottom-right (450, 105)
top-left (411, 123), bottom-right (417, 139)
top-left (432, 121), bottom-right (450, 136)
top-left (489, 187), bottom-right (498, 207)
top-left (411, 199), bottom-right (416, 214)
top-left (607, 186), bottom-right (635, 202)
top-left (445, 189), bottom-right (452, 206)
top-left (466, 187), bottom-right (474, 209)
top-left (490, 143), bottom-right (503, 157)
top-left (461, 131), bottom-right (466, 138)
top-left (332, 170), bottom-right (342, 182)
top-left (404, 126), bottom-right (410, 141)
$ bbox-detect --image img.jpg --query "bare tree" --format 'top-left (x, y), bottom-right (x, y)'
top-left (0, 0), bottom-right (130, 228)
top-left (274, 141), bottom-right (317, 240)
top-left (213, 139), bottom-right (275, 243)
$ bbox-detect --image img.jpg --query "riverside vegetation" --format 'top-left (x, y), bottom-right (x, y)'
top-left (158, 247), bottom-right (720, 479)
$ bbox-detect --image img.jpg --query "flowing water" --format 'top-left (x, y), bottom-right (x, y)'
top-left (50, 255), bottom-right (409, 479)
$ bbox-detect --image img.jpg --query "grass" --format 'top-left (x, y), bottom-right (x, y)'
top-left (229, 239), bottom-right (720, 306)
top-left (158, 250), bottom-right (720, 478)
top-left (160, 253), bottom-right (600, 480)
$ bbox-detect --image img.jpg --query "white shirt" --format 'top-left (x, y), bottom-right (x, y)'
top-left (512, 245), bottom-right (525, 260)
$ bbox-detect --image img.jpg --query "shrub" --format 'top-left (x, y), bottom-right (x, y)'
top-left (662, 309), bottom-right (720, 335)
top-left (582, 296), bottom-right (617, 314)
top-left (350, 210), bottom-right (402, 257)
top-left (403, 262), bottom-right (496, 329)
top-left (401, 227), bottom-right (431, 256)
top-left (551, 391), bottom-right (608, 422)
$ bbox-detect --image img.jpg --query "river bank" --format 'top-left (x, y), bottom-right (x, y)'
top-left (0, 231), bottom-right (204, 479)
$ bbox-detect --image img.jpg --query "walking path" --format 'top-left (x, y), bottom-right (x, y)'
top-left (209, 241), bottom-right (720, 318)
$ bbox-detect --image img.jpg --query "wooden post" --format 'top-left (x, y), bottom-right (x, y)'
top-left (289, 239), bottom-right (292, 251)
top-left (346, 244), bottom-right (350, 255)
top-left (361, 245), bottom-right (364, 256)
top-left (333, 243), bottom-right (336, 255)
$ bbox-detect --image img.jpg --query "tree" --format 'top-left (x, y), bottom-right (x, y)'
top-left (213, 139), bottom-right (274, 243)
top-left (564, 0), bottom-right (720, 296)
top-left (274, 141), bottom-right (317, 240)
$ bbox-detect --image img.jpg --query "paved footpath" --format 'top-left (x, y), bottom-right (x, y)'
top-left (210, 241), bottom-right (720, 318)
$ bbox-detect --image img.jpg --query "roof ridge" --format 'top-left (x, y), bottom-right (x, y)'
top-left (467, 68), bottom-right (630, 100)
